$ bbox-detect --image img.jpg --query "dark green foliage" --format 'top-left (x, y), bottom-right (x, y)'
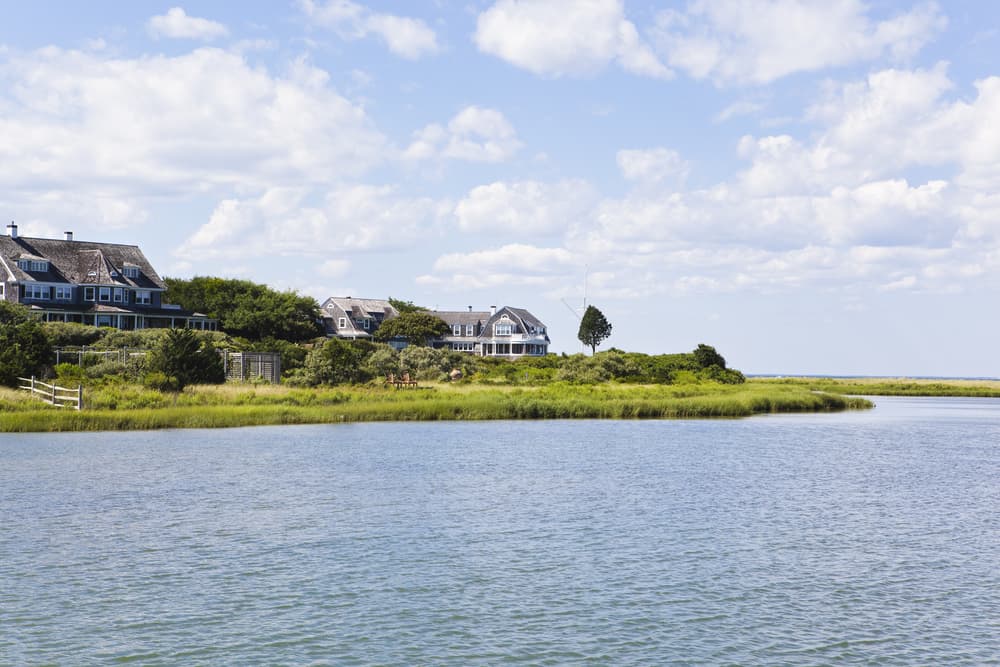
top-left (146, 328), bottom-right (225, 390)
top-left (388, 297), bottom-right (424, 314)
top-left (577, 305), bottom-right (613, 354)
top-left (164, 276), bottom-right (322, 342)
top-left (296, 338), bottom-right (372, 386)
top-left (43, 322), bottom-right (104, 347)
top-left (373, 311), bottom-right (450, 346)
top-left (698, 365), bottom-right (746, 384)
top-left (693, 343), bottom-right (727, 369)
top-left (0, 302), bottom-right (54, 386)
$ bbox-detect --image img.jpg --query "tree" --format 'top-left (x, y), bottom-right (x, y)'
top-left (388, 297), bottom-right (424, 314)
top-left (164, 276), bottom-right (322, 342)
top-left (577, 305), bottom-right (612, 354)
top-left (146, 328), bottom-right (225, 390)
top-left (373, 311), bottom-right (450, 347)
top-left (693, 343), bottom-right (726, 369)
top-left (0, 302), bottom-right (54, 386)
top-left (298, 338), bottom-right (372, 386)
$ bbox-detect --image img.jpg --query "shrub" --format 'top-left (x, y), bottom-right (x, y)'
top-left (0, 302), bottom-right (54, 386)
top-left (143, 372), bottom-right (180, 393)
top-left (146, 329), bottom-right (225, 390)
top-left (43, 322), bottom-right (103, 347)
top-left (298, 338), bottom-right (372, 386)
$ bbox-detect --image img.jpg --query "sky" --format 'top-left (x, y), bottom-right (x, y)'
top-left (2, 1), bottom-right (999, 376)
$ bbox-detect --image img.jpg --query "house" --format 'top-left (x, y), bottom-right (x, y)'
top-left (431, 306), bottom-right (550, 357)
top-left (323, 296), bottom-right (551, 357)
top-left (0, 223), bottom-right (215, 330)
top-left (321, 296), bottom-right (399, 341)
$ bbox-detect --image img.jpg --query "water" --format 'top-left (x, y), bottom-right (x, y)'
top-left (1, 397), bottom-right (998, 665)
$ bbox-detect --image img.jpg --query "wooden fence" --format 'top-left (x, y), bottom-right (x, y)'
top-left (18, 377), bottom-right (83, 410)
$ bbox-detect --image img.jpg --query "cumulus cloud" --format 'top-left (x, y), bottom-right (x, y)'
top-left (179, 186), bottom-right (450, 260)
top-left (474, 0), bottom-right (670, 79)
top-left (652, 0), bottom-right (946, 85)
top-left (0, 47), bottom-right (387, 197)
top-left (148, 7), bottom-right (229, 41)
top-left (300, 0), bottom-right (439, 59)
top-left (617, 148), bottom-right (689, 186)
top-left (404, 106), bottom-right (522, 163)
top-left (454, 180), bottom-right (596, 234)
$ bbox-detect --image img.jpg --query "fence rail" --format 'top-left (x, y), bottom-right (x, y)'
top-left (17, 377), bottom-right (83, 410)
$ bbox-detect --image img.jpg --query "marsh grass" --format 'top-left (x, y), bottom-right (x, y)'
top-left (0, 381), bottom-right (871, 432)
top-left (754, 377), bottom-right (1000, 397)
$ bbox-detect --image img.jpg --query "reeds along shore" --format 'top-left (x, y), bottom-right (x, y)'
top-left (0, 382), bottom-right (872, 433)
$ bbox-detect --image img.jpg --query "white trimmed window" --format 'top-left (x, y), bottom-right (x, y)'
top-left (494, 323), bottom-right (513, 336)
top-left (466, 324), bottom-right (474, 336)
top-left (123, 266), bottom-right (140, 279)
top-left (338, 317), bottom-right (348, 329)
top-left (55, 286), bottom-right (72, 300)
top-left (98, 287), bottom-right (111, 302)
top-left (18, 259), bottom-right (49, 272)
top-left (452, 342), bottom-right (475, 352)
top-left (25, 284), bottom-right (48, 300)
top-left (363, 319), bottom-right (370, 330)
top-left (113, 288), bottom-right (124, 303)
top-left (452, 324), bottom-right (462, 336)
top-left (135, 290), bottom-right (151, 305)
top-left (84, 287), bottom-right (95, 301)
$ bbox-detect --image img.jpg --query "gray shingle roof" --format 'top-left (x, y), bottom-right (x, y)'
top-left (0, 235), bottom-right (165, 289)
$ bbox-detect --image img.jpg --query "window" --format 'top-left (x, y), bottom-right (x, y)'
top-left (452, 342), bottom-right (475, 352)
top-left (363, 319), bottom-right (370, 330)
top-left (338, 317), bottom-right (348, 329)
top-left (84, 287), bottom-right (95, 301)
top-left (452, 324), bottom-right (462, 336)
top-left (113, 288), bottom-right (124, 303)
top-left (18, 259), bottom-right (49, 272)
top-left (466, 324), bottom-right (474, 336)
top-left (0, 283), bottom-right (5, 297)
top-left (494, 323), bottom-right (513, 336)
top-left (123, 266), bottom-right (140, 279)
top-left (135, 290), bottom-right (151, 305)
top-left (24, 284), bottom-right (48, 300)
top-left (98, 287), bottom-right (111, 302)
top-left (55, 286), bottom-right (72, 300)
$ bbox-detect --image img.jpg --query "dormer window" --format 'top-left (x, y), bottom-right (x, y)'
top-left (494, 322), bottom-right (513, 336)
top-left (18, 259), bottom-right (49, 272)
top-left (453, 324), bottom-right (462, 336)
top-left (122, 265), bottom-right (140, 279)
top-left (338, 317), bottom-right (348, 329)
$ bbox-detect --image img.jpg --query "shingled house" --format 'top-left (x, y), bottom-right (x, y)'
top-left (322, 296), bottom-right (549, 357)
top-left (320, 296), bottom-right (400, 341)
top-left (431, 306), bottom-right (549, 357)
top-left (0, 224), bottom-right (214, 330)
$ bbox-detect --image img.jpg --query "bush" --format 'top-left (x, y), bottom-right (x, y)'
top-left (146, 329), bottom-right (225, 390)
top-left (399, 346), bottom-right (451, 381)
top-left (0, 302), bottom-right (54, 386)
top-left (297, 338), bottom-right (372, 386)
top-left (43, 322), bottom-right (104, 347)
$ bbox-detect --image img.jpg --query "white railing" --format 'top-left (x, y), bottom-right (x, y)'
top-left (17, 377), bottom-right (83, 410)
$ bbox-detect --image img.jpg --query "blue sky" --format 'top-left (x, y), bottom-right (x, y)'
top-left (3, 1), bottom-right (1000, 375)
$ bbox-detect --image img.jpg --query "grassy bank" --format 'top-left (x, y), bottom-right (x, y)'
top-left (754, 376), bottom-right (1000, 397)
top-left (0, 382), bottom-right (871, 432)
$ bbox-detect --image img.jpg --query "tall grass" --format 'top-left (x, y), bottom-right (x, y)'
top-left (0, 381), bottom-right (871, 432)
top-left (754, 377), bottom-right (1000, 397)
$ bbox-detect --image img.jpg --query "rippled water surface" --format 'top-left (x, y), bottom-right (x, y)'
top-left (2, 397), bottom-right (998, 665)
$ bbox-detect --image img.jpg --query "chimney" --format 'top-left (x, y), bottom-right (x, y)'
top-left (64, 231), bottom-right (73, 241)
top-left (7, 222), bottom-right (17, 239)
top-left (490, 305), bottom-right (497, 316)
top-left (468, 305), bottom-right (472, 312)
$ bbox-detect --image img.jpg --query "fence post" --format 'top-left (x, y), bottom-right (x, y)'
top-left (77, 384), bottom-right (83, 411)
top-left (31, 376), bottom-right (35, 393)
top-left (52, 383), bottom-right (56, 405)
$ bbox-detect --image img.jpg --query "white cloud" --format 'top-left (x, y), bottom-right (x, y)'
top-left (616, 148), bottom-right (689, 185)
top-left (405, 106), bottom-right (522, 163)
top-left (148, 7), bottom-right (229, 41)
top-left (179, 186), bottom-right (450, 261)
top-left (419, 244), bottom-right (576, 289)
top-left (653, 0), bottom-right (946, 85)
top-left (0, 47), bottom-right (388, 199)
top-left (474, 0), bottom-right (670, 79)
top-left (454, 180), bottom-right (595, 234)
top-left (300, 0), bottom-right (439, 59)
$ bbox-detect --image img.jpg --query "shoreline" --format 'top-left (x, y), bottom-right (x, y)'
top-left (0, 382), bottom-right (872, 433)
